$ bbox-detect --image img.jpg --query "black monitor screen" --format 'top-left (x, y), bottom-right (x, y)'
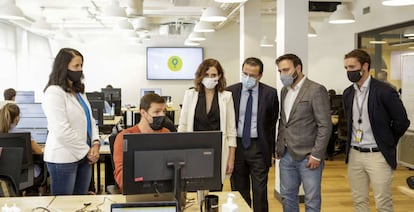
top-left (122, 131), bottom-right (222, 206)
top-left (101, 88), bottom-right (122, 101)
top-left (86, 92), bottom-right (105, 101)
top-left (330, 94), bottom-right (343, 114)
top-left (101, 88), bottom-right (122, 116)
top-left (89, 100), bottom-right (104, 126)
top-left (0, 132), bottom-right (34, 189)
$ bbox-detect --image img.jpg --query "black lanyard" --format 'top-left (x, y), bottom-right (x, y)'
top-left (354, 87), bottom-right (369, 125)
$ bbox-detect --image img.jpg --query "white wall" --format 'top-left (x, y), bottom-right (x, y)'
top-left (308, 1), bottom-right (414, 94)
top-left (1, 0), bottom-right (414, 116)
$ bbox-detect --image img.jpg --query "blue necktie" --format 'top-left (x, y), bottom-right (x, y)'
top-left (242, 89), bottom-right (253, 149)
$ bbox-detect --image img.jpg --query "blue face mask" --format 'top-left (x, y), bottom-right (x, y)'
top-left (241, 74), bottom-right (257, 89)
top-left (280, 71), bottom-right (298, 87)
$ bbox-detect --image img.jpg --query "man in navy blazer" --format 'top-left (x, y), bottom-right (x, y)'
top-left (343, 49), bottom-right (410, 211)
top-left (227, 57), bottom-right (279, 212)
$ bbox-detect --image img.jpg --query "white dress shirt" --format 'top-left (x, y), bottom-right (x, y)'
top-left (284, 76), bottom-right (306, 122)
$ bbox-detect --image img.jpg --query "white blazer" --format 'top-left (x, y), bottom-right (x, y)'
top-left (42, 85), bottom-right (99, 163)
top-left (178, 89), bottom-right (237, 183)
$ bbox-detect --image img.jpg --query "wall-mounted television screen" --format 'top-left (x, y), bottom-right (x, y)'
top-left (146, 47), bottom-right (203, 80)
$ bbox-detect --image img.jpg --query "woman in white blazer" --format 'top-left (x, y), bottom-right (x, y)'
top-left (178, 58), bottom-right (237, 185)
top-left (42, 48), bottom-right (100, 195)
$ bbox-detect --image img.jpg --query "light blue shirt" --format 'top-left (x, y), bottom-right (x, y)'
top-left (351, 76), bottom-right (377, 148)
top-left (237, 83), bottom-right (259, 138)
top-left (104, 101), bottom-right (111, 114)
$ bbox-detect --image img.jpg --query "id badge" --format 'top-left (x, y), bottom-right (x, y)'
top-left (355, 129), bottom-right (363, 142)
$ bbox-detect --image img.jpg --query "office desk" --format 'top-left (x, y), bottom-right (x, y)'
top-left (95, 144), bottom-right (111, 194)
top-left (103, 116), bottom-right (123, 126)
top-left (0, 192), bottom-right (252, 212)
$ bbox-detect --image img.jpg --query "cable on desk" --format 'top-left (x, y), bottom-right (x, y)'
top-left (31, 196), bottom-right (56, 212)
top-left (94, 196), bottom-right (117, 211)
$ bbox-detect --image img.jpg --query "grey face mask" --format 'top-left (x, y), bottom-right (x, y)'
top-left (280, 71), bottom-right (298, 87)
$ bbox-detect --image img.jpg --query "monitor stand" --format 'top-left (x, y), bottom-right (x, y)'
top-left (169, 161), bottom-right (186, 212)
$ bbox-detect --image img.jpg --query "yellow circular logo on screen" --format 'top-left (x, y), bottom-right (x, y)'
top-left (168, 56), bottom-right (183, 72)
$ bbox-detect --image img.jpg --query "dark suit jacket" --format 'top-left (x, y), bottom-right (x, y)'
top-left (343, 78), bottom-right (410, 169)
top-left (276, 78), bottom-right (332, 161)
top-left (226, 82), bottom-right (279, 167)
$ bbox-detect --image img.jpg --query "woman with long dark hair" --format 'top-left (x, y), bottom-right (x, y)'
top-left (42, 48), bottom-right (100, 195)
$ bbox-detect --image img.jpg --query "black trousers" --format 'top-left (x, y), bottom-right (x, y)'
top-left (230, 138), bottom-right (269, 212)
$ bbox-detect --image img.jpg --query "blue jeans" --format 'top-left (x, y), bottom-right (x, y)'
top-left (46, 157), bottom-right (92, 195)
top-left (279, 151), bottom-right (324, 212)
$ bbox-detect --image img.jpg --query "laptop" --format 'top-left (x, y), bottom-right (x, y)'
top-left (111, 201), bottom-right (178, 212)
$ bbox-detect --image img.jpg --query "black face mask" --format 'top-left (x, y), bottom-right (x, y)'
top-left (150, 116), bottom-right (165, 130)
top-left (67, 70), bottom-right (83, 82)
top-left (347, 69), bottom-right (362, 83)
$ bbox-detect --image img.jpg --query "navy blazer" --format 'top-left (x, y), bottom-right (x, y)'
top-left (343, 78), bottom-right (410, 169)
top-left (226, 82), bottom-right (279, 167)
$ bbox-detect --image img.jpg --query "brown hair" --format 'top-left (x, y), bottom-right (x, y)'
top-left (194, 58), bottom-right (227, 92)
top-left (344, 49), bottom-right (371, 70)
top-left (275, 54), bottom-right (303, 72)
top-left (44, 48), bottom-right (85, 93)
top-left (0, 103), bottom-right (20, 133)
top-left (3, 88), bottom-right (16, 100)
top-left (139, 93), bottom-right (166, 111)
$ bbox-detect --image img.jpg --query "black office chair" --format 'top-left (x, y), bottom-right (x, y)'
top-left (23, 154), bottom-right (48, 196)
top-left (0, 147), bottom-right (24, 196)
top-left (106, 132), bottom-right (121, 194)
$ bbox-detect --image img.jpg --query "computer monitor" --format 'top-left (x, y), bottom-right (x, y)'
top-left (16, 103), bottom-right (48, 129)
top-left (16, 103), bottom-right (45, 117)
top-left (101, 88), bottom-right (122, 116)
top-left (122, 131), bottom-right (222, 211)
top-left (0, 132), bottom-right (34, 190)
top-left (111, 201), bottom-right (178, 212)
top-left (101, 88), bottom-right (122, 100)
top-left (89, 100), bottom-right (104, 126)
top-left (15, 91), bottom-right (35, 103)
top-left (86, 92), bottom-right (105, 101)
top-left (330, 94), bottom-right (343, 114)
top-left (13, 128), bottom-right (48, 144)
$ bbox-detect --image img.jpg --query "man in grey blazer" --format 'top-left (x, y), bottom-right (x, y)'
top-left (275, 54), bottom-right (331, 212)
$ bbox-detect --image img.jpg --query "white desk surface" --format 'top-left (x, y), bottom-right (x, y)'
top-left (0, 192), bottom-right (252, 212)
top-left (103, 116), bottom-right (123, 126)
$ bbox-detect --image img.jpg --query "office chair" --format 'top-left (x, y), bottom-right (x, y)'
top-left (0, 147), bottom-right (24, 196)
top-left (24, 154), bottom-right (49, 196)
top-left (106, 132), bottom-right (121, 194)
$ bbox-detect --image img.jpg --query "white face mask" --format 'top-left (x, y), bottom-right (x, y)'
top-left (202, 77), bottom-right (219, 89)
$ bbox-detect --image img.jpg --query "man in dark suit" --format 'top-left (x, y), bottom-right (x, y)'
top-left (343, 49), bottom-right (410, 211)
top-left (227, 57), bottom-right (279, 212)
top-left (275, 54), bottom-right (331, 212)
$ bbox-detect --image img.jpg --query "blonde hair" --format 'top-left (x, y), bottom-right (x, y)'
top-left (0, 103), bottom-right (20, 133)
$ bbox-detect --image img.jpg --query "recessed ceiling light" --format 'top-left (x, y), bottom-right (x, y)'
top-left (369, 40), bottom-right (387, 44)
top-left (382, 0), bottom-right (414, 6)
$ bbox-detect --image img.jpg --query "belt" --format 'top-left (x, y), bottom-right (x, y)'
top-left (352, 146), bottom-right (380, 153)
top-left (237, 137), bottom-right (258, 141)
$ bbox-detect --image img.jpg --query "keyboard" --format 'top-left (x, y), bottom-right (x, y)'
top-left (104, 115), bottom-right (115, 120)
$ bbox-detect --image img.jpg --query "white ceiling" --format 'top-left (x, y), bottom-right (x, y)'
top-left (0, 0), bottom-right (351, 43)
